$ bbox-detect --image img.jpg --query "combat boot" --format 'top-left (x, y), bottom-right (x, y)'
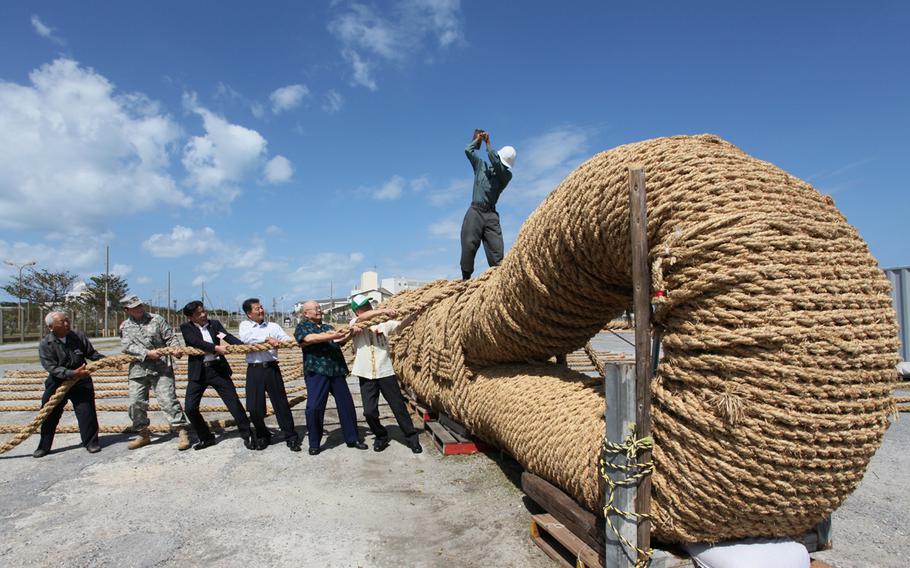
top-left (128, 428), bottom-right (151, 450)
top-left (176, 427), bottom-right (191, 451)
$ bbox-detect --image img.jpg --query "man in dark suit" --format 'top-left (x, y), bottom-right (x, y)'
top-left (179, 301), bottom-right (254, 450)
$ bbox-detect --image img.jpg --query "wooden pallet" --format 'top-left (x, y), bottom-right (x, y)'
top-left (425, 420), bottom-right (485, 455)
top-left (407, 398), bottom-right (437, 422)
top-left (530, 513), bottom-right (603, 568)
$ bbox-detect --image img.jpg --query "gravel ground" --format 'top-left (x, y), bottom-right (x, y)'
top-left (1, 333), bottom-right (907, 567)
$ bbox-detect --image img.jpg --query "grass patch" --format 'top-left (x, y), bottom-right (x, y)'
top-left (0, 355), bottom-right (40, 365)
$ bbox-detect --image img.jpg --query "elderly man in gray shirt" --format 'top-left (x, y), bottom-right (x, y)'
top-left (120, 294), bottom-right (190, 450)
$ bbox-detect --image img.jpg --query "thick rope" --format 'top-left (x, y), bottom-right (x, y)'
top-left (379, 134), bottom-right (900, 543)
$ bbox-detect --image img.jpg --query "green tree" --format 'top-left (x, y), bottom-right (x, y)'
top-left (81, 273), bottom-right (130, 313)
top-left (2, 268), bottom-right (78, 308)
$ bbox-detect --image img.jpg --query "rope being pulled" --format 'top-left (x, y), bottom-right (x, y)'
top-left (382, 134), bottom-right (900, 543)
top-left (0, 340), bottom-right (305, 454)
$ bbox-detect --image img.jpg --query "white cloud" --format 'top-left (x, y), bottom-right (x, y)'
top-left (0, 58), bottom-right (190, 232)
top-left (111, 263), bottom-right (132, 277)
top-left (329, 1), bottom-right (464, 90)
top-left (270, 84), bottom-right (309, 114)
top-left (31, 15), bottom-right (64, 45)
top-left (142, 226), bottom-right (220, 257)
top-left (344, 49), bottom-right (377, 91)
top-left (191, 274), bottom-right (206, 287)
top-left (322, 90), bottom-right (344, 113)
top-left (427, 178), bottom-right (470, 206)
top-left (181, 93), bottom-right (268, 202)
top-left (504, 126), bottom-right (592, 200)
top-left (141, 226), bottom-right (286, 286)
top-left (250, 102), bottom-right (266, 119)
top-left (264, 155), bottom-right (293, 184)
top-left (288, 251), bottom-right (365, 288)
top-left (428, 213), bottom-right (462, 240)
top-left (136, 276), bottom-right (152, 285)
top-left (265, 224), bottom-right (284, 236)
top-left (372, 175), bottom-right (406, 200)
top-left (0, 236), bottom-right (106, 277)
top-left (410, 176), bottom-right (430, 192)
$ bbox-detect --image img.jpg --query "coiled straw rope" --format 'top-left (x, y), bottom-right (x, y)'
top-left (379, 134), bottom-right (900, 543)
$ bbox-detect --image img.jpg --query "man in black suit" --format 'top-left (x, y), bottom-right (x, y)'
top-left (179, 301), bottom-right (254, 450)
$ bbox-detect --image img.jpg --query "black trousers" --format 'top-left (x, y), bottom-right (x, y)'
top-left (359, 375), bottom-right (420, 444)
top-left (38, 377), bottom-right (99, 451)
top-left (246, 364), bottom-right (298, 444)
top-left (185, 366), bottom-right (251, 441)
top-left (460, 205), bottom-right (503, 279)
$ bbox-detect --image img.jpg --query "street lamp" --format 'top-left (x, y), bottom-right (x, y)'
top-left (4, 259), bottom-right (36, 342)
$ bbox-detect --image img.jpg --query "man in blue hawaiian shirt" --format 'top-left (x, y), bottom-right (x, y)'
top-left (295, 300), bottom-right (367, 455)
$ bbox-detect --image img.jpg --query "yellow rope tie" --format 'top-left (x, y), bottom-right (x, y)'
top-left (600, 429), bottom-right (654, 568)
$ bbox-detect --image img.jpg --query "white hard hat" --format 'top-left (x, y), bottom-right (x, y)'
top-left (498, 146), bottom-right (516, 169)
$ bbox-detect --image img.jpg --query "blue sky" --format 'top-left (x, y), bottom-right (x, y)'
top-left (0, 1), bottom-right (907, 313)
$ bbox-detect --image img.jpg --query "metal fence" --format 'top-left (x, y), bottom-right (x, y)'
top-left (885, 266), bottom-right (910, 363)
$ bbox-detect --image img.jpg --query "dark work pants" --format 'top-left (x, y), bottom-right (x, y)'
top-left (359, 375), bottom-right (420, 445)
top-left (246, 364), bottom-right (298, 444)
top-left (38, 377), bottom-right (99, 451)
top-left (304, 372), bottom-right (359, 449)
top-left (185, 366), bottom-right (251, 441)
top-left (460, 205), bottom-right (504, 279)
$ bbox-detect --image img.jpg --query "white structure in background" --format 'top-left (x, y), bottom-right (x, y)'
top-left (381, 276), bottom-right (432, 294)
top-left (291, 271), bottom-right (432, 323)
top-left (350, 270), bottom-right (393, 307)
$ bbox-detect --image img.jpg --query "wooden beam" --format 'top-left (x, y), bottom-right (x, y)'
top-left (629, 166), bottom-right (653, 558)
top-left (522, 472), bottom-right (605, 557)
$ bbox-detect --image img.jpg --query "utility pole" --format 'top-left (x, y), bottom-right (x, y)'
top-left (5, 259), bottom-right (36, 342)
top-left (103, 245), bottom-right (109, 337)
top-left (167, 271), bottom-right (171, 326)
top-left (201, 281), bottom-right (205, 302)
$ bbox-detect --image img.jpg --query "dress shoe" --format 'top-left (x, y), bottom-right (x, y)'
top-left (193, 437), bottom-right (217, 451)
top-left (373, 437), bottom-right (390, 452)
top-left (347, 441), bottom-right (368, 450)
top-left (85, 443), bottom-right (101, 454)
top-left (287, 442), bottom-right (302, 452)
top-left (242, 436), bottom-right (256, 451)
top-left (308, 447), bottom-right (321, 456)
top-left (32, 448), bottom-right (49, 458)
top-left (410, 442), bottom-right (423, 454)
top-left (256, 434), bottom-right (272, 450)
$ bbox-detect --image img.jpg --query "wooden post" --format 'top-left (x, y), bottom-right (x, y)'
top-left (604, 362), bottom-right (638, 567)
top-left (629, 167), bottom-right (653, 558)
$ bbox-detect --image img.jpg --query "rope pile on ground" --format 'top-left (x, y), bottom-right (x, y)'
top-left (381, 134), bottom-right (900, 543)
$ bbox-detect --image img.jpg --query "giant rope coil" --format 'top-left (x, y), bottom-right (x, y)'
top-left (377, 134), bottom-right (899, 543)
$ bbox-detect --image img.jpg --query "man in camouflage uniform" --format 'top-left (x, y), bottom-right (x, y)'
top-left (120, 295), bottom-right (190, 450)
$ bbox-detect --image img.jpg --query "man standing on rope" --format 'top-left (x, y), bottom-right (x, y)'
top-left (460, 129), bottom-right (516, 279)
top-left (349, 295), bottom-right (424, 453)
top-left (239, 298), bottom-right (301, 452)
top-left (120, 295), bottom-right (190, 451)
top-left (34, 312), bottom-right (104, 458)
top-left (179, 301), bottom-right (255, 451)
top-left (295, 300), bottom-right (367, 455)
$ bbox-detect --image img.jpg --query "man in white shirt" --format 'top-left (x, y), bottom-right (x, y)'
top-left (349, 295), bottom-right (423, 453)
top-left (238, 297), bottom-right (301, 452)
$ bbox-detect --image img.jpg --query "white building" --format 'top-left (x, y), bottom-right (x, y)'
top-left (381, 277), bottom-right (433, 294)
